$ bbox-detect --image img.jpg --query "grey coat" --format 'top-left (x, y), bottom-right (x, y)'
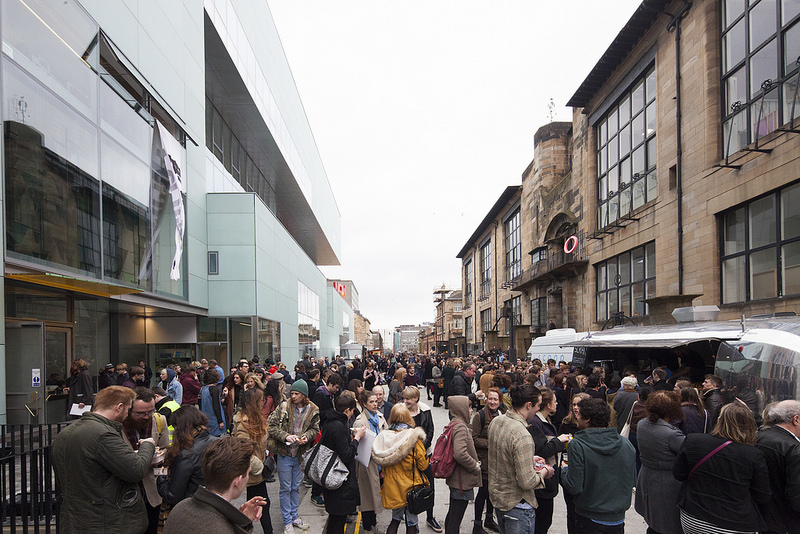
top-left (634, 418), bottom-right (685, 534)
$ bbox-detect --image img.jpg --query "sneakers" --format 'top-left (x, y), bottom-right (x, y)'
top-left (302, 477), bottom-right (313, 488)
top-left (292, 518), bottom-right (305, 528)
top-left (310, 495), bottom-right (325, 507)
top-left (426, 517), bottom-right (442, 532)
top-left (283, 525), bottom-right (293, 534)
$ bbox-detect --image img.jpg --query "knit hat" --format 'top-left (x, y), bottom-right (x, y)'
top-left (105, 363), bottom-right (114, 370)
top-left (270, 365), bottom-right (277, 374)
top-left (290, 379), bottom-right (308, 397)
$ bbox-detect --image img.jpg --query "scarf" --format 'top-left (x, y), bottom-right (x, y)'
top-left (367, 409), bottom-right (381, 435)
top-left (389, 422), bottom-right (409, 431)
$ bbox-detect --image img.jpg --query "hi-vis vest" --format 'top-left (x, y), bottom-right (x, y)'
top-left (159, 399), bottom-right (181, 445)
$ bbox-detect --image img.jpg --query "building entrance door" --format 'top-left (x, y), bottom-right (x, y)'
top-left (45, 326), bottom-right (72, 423)
top-left (5, 321), bottom-right (45, 425)
top-left (5, 322), bottom-right (73, 424)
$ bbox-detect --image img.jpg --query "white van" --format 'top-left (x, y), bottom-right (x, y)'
top-left (526, 328), bottom-right (588, 363)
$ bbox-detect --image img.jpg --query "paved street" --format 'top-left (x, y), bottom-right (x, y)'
top-left (235, 390), bottom-right (648, 534)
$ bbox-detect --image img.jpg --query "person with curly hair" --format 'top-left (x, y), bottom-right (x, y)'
top-left (232, 388), bottom-right (273, 534)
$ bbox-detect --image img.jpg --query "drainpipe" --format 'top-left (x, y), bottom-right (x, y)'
top-left (667, 1), bottom-right (692, 296)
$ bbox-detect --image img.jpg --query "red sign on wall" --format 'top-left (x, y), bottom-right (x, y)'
top-left (333, 281), bottom-right (347, 299)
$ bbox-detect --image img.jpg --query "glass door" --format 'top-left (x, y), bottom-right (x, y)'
top-left (5, 321), bottom-right (45, 425)
top-left (45, 326), bottom-right (72, 423)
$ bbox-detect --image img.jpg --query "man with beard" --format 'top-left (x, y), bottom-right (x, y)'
top-left (123, 388), bottom-right (170, 534)
top-left (53, 386), bottom-right (155, 533)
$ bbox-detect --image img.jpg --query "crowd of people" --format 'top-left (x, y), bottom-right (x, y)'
top-left (51, 351), bottom-right (800, 534)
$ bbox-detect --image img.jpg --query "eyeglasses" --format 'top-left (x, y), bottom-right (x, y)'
top-left (132, 410), bottom-right (154, 417)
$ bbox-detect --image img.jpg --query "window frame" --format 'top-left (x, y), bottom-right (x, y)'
top-left (505, 209), bottom-right (522, 282)
top-left (720, 0), bottom-right (800, 152)
top-left (595, 66), bottom-right (657, 230)
top-left (719, 181), bottom-right (800, 303)
top-left (480, 240), bottom-right (492, 298)
top-left (595, 242), bottom-right (656, 322)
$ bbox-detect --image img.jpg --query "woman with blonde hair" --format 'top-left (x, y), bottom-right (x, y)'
top-left (232, 388), bottom-right (273, 534)
top-left (372, 403), bottom-right (429, 534)
top-left (353, 389), bottom-right (388, 533)
top-left (673, 401), bottom-right (771, 533)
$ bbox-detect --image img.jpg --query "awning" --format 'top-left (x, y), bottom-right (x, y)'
top-left (6, 273), bottom-right (144, 298)
top-left (564, 337), bottom-right (723, 350)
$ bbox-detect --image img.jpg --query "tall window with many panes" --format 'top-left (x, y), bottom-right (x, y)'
top-left (480, 241), bottom-right (492, 297)
top-left (596, 68), bottom-right (657, 229)
top-left (505, 209), bottom-right (522, 282)
top-left (721, 0), bottom-right (800, 154)
top-left (596, 243), bottom-right (656, 322)
top-left (721, 181), bottom-right (800, 303)
top-left (464, 258), bottom-right (473, 304)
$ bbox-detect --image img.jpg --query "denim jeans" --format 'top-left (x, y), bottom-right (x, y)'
top-left (277, 454), bottom-right (303, 526)
top-left (496, 506), bottom-right (536, 534)
top-left (392, 506), bottom-right (419, 527)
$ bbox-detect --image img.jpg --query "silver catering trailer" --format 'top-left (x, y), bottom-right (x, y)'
top-left (563, 315), bottom-right (800, 411)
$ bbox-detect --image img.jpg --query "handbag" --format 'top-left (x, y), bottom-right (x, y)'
top-left (406, 448), bottom-right (434, 515)
top-left (300, 441), bottom-right (349, 490)
top-left (619, 402), bottom-right (635, 439)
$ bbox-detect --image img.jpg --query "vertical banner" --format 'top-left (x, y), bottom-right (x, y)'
top-left (156, 121), bottom-right (186, 281)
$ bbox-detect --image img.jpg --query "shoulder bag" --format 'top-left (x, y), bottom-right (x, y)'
top-left (301, 440), bottom-right (349, 490)
top-left (619, 402), bottom-right (635, 439)
top-left (689, 440), bottom-right (732, 478)
top-left (406, 447), bottom-right (434, 515)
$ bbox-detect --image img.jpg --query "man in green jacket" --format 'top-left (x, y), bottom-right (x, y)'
top-left (562, 398), bottom-right (636, 533)
top-left (53, 386), bottom-right (155, 534)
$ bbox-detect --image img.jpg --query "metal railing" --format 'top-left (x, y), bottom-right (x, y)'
top-left (0, 423), bottom-right (69, 533)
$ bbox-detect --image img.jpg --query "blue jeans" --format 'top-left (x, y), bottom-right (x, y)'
top-left (496, 506), bottom-right (536, 534)
top-left (392, 506), bottom-right (418, 527)
top-left (277, 454), bottom-right (303, 526)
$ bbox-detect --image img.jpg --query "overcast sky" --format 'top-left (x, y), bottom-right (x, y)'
top-left (267, 1), bottom-right (643, 331)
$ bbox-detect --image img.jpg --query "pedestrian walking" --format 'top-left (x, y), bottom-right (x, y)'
top-left (320, 394), bottom-right (367, 534)
top-left (444, 396), bottom-right (482, 534)
top-left (372, 403), bottom-right (430, 534)
top-left (267, 379), bottom-right (320, 534)
top-left (353, 390), bottom-right (388, 533)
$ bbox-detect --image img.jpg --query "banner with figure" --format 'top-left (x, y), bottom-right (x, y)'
top-left (156, 121), bottom-right (186, 281)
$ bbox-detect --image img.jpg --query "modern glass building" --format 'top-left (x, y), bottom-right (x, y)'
top-left (0, 0), bottom-right (345, 424)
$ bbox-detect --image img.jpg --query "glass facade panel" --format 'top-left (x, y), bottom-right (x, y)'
top-left (298, 282), bottom-right (320, 359)
top-left (258, 318), bottom-right (281, 362)
top-left (1, 0), bottom-right (98, 121)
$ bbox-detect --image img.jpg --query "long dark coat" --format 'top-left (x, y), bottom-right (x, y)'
top-left (319, 409), bottom-right (360, 516)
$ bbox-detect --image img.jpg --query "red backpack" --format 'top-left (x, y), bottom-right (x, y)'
top-left (430, 421), bottom-right (461, 478)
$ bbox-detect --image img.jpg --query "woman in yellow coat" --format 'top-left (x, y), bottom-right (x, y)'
top-left (372, 403), bottom-right (429, 534)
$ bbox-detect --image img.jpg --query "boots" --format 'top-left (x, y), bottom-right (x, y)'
top-left (406, 524), bottom-right (418, 534)
top-left (473, 520), bottom-right (490, 534)
top-left (386, 519), bottom-right (401, 534)
top-left (484, 516), bottom-right (499, 532)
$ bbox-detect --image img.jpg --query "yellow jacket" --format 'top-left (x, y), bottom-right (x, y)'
top-left (371, 426), bottom-right (429, 510)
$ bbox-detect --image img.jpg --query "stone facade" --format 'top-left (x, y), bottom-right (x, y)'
top-left (460, 0), bottom-right (800, 348)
